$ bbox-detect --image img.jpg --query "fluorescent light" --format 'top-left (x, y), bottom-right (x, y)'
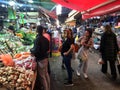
top-left (28, 0), bottom-right (33, 3)
top-left (9, 1), bottom-right (15, 6)
top-left (30, 8), bottom-right (34, 10)
top-left (19, 4), bottom-right (23, 7)
top-left (56, 4), bottom-right (62, 15)
top-left (1, 4), bottom-right (5, 7)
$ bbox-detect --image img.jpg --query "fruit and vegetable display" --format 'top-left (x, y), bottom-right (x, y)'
top-left (0, 52), bottom-right (36, 70)
top-left (0, 29), bottom-right (36, 89)
top-left (13, 52), bottom-right (36, 71)
top-left (16, 30), bottom-right (36, 45)
top-left (0, 52), bottom-right (36, 89)
top-left (0, 29), bottom-right (35, 56)
top-left (0, 66), bottom-right (34, 90)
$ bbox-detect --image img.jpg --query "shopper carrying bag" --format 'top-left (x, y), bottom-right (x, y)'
top-left (76, 28), bottom-right (93, 78)
top-left (99, 25), bottom-right (120, 80)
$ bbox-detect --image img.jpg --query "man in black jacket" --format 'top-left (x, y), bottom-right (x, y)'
top-left (31, 25), bottom-right (50, 90)
top-left (100, 25), bottom-right (119, 80)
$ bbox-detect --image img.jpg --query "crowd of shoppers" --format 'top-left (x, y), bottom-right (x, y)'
top-left (59, 24), bottom-right (120, 85)
top-left (29, 23), bottom-right (120, 90)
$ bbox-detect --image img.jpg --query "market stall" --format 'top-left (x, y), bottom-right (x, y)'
top-left (0, 52), bottom-right (36, 90)
top-left (0, 28), bottom-right (36, 90)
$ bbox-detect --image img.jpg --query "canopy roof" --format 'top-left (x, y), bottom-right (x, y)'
top-left (52, 0), bottom-right (113, 11)
top-left (82, 0), bottom-right (120, 19)
top-left (52, 0), bottom-right (120, 19)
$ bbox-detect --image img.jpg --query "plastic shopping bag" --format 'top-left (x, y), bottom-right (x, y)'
top-left (77, 46), bottom-right (87, 61)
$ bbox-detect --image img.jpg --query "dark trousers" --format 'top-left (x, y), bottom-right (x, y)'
top-left (102, 60), bottom-right (117, 77)
top-left (63, 54), bottom-right (72, 82)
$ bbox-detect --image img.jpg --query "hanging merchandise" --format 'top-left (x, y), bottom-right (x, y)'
top-left (19, 13), bottom-right (26, 24)
top-left (8, 7), bottom-right (16, 20)
top-left (52, 37), bottom-right (61, 56)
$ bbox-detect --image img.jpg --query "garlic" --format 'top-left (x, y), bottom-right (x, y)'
top-left (2, 77), bottom-right (6, 82)
top-left (8, 70), bottom-right (13, 74)
top-left (7, 76), bottom-right (12, 81)
top-left (28, 81), bottom-right (31, 85)
top-left (17, 79), bottom-right (22, 83)
top-left (16, 83), bottom-right (19, 87)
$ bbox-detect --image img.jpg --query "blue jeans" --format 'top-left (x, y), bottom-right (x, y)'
top-left (63, 54), bottom-right (72, 83)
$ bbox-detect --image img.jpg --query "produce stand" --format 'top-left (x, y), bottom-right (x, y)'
top-left (0, 29), bottom-right (37, 90)
top-left (0, 53), bottom-right (37, 90)
top-left (0, 66), bottom-right (34, 90)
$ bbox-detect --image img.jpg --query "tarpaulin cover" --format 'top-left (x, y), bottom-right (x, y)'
top-left (52, 0), bottom-right (109, 11)
top-left (82, 0), bottom-right (120, 19)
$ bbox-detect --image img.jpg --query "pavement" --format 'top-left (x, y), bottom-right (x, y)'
top-left (50, 51), bottom-right (120, 90)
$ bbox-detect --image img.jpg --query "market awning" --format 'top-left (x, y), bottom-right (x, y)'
top-left (82, 0), bottom-right (120, 19)
top-left (52, 0), bottom-right (114, 11)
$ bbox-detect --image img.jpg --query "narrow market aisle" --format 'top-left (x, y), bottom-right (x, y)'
top-left (50, 52), bottom-right (120, 90)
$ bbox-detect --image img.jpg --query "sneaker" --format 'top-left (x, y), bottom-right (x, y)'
top-left (83, 73), bottom-right (88, 79)
top-left (64, 82), bottom-right (74, 86)
top-left (76, 70), bottom-right (80, 76)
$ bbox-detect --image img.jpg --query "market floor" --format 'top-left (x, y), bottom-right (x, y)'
top-left (50, 51), bottom-right (120, 90)
top-left (0, 51), bottom-right (120, 90)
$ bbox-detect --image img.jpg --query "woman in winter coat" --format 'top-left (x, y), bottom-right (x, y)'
top-left (100, 25), bottom-right (120, 80)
